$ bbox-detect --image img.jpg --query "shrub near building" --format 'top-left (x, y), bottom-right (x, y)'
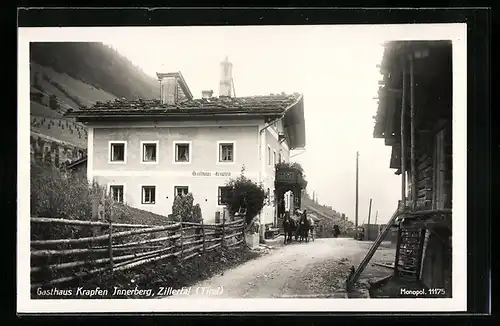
top-left (224, 173), bottom-right (266, 226)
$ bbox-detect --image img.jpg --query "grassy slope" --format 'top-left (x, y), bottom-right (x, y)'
top-left (30, 62), bottom-right (116, 148)
top-left (30, 101), bottom-right (64, 118)
top-left (31, 115), bottom-right (87, 148)
top-left (31, 62), bottom-right (117, 109)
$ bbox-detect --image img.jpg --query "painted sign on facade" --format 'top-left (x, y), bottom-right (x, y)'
top-left (192, 171), bottom-right (232, 177)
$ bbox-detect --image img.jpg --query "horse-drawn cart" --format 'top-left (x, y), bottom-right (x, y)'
top-left (282, 210), bottom-right (316, 244)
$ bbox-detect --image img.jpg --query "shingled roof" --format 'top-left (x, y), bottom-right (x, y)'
top-left (67, 93), bottom-right (302, 115)
top-left (65, 92), bottom-right (306, 149)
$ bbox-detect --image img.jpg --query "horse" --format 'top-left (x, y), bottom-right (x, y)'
top-left (308, 216), bottom-right (315, 241)
top-left (282, 212), bottom-right (296, 244)
top-left (296, 211), bottom-right (311, 243)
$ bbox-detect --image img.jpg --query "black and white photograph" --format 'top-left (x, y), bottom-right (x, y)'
top-left (18, 21), bottom-right (467, 313)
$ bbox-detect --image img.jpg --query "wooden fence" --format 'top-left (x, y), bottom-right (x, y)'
top-left (30, 216), bottom-right (246, 290)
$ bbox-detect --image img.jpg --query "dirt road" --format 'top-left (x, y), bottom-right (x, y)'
top-left (164, 237), bottom-right (396, 298)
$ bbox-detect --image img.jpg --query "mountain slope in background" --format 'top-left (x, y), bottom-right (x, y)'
top-left (31, 62), bottom-right (117, 111)
top-left (30, 42), bottom-right (160, 102)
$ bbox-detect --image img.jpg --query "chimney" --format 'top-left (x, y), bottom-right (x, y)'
top-left (158, 74), bottom-right (178, 105)
top-left (219, 56), bottom-right (233, 98)
top-left (202, 90), bottom-right (213, 99)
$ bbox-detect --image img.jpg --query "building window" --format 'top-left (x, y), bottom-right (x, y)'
top-left (141, 141), bottom-right (158, 163)
top-left (218, 186), bottom-right (231, 205)
top-left (278, 153), bottom-right (282, 163)
top-left (174, 186), bottom-right (189, 197)
top-left (273, 150), bottom-right (276, 166)
top-left (141, 186), bottom-right (156, 204)
top-left (174, 142), bottom-right (191, 163)
top-left (109, 141), bottom-right (126, 163)
top-left (218, 142), bottom-right (234, 163)
top-left (267, 146), bottom-right (271, 165)
top-left (109, 185), bottom-right (124, 203)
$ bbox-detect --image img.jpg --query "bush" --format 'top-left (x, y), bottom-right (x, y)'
top-left (192, 203), bottom-right (202, 223)
top-left (171, 193), bottom-right (203, 223)
top-left (30, 161), bottom-right (108, 220)
top-left (224, 172), bottom-right (266, 225)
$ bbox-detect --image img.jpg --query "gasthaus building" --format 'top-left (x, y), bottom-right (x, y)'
top-left (67, 59), bottom-right (306, 228)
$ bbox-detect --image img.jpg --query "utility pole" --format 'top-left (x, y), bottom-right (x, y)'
top-left (374, 210), bottom-right (378, 225)
top-left (367, 198), bottom-right (372, 240)
top-left (355, 151), bottom-right (359, 228)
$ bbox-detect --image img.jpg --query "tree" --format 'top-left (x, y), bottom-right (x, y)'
top-left (171, 193), bottom-right (203, 223)
top-left (49, 94), bottom-right (60, 111)
top-left (224, 168), bottom-right (266, 225)
top-left (192, 203), bottom-right (202, 223)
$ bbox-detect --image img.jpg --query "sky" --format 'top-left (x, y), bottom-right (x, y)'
top-left (102, 25), bottom-right (402, 224)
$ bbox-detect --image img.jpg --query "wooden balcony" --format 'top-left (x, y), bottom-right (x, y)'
top-left (275, 163), bottom-right (305, 188)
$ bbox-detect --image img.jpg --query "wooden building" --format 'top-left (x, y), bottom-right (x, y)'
top-left (371, 40), bottom-right (452, 297)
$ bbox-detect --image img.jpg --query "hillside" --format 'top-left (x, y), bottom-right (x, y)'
top-left (301, 193), bottom-right (354, 230)
top-left (30, 42), bottom-right (160, 102)
top-left (31, 62), bottom-right (117, 109)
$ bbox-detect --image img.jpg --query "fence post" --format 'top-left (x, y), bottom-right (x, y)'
top-left (241, 218), bottom-right (245, 248)
top-left (201, 219), bottom-right (206, 253)
top-left (221, 216), bottom-right (226, 249)
top-left (179, 215), bottom-right (184, 258)
top-left (108, 200), bottom-right (114, 272)
top-left (91, 192), bottom-right (100, 238)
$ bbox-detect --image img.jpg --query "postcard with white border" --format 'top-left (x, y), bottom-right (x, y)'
top-left (18, 22), bottom-right (467, 313)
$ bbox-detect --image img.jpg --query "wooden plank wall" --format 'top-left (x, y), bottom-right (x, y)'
top-left (443, 122), bottom-right (453, 209)
top-left (415, 131), bottom-right (434, 210)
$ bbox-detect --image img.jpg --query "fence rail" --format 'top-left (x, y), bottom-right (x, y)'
top-left (30, 216), bottom-right (246, 289)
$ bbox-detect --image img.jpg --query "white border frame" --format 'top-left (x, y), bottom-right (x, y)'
top-left (172, 140), bottom-right (192, 165)
top-left (18, 24), bottom-right (467, 313)
top-left (216, 140), bottom-right (236, 165)
top-left (108, 140), bottom-right (127, 165)
top-left (139, 184), bottom-right (157, 205)
top-left (107, 183), bottom-right (126, 204)
top-left (140, 140), bottom-right (159, 165)
top-left (173, 185), bottom-right (190, 198)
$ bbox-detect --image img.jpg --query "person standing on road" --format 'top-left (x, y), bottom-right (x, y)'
top-left (333, 224), bottom-right (341, 238)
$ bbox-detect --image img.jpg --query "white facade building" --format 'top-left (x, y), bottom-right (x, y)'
top-left (68, 59), bottom-right (306, 230)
